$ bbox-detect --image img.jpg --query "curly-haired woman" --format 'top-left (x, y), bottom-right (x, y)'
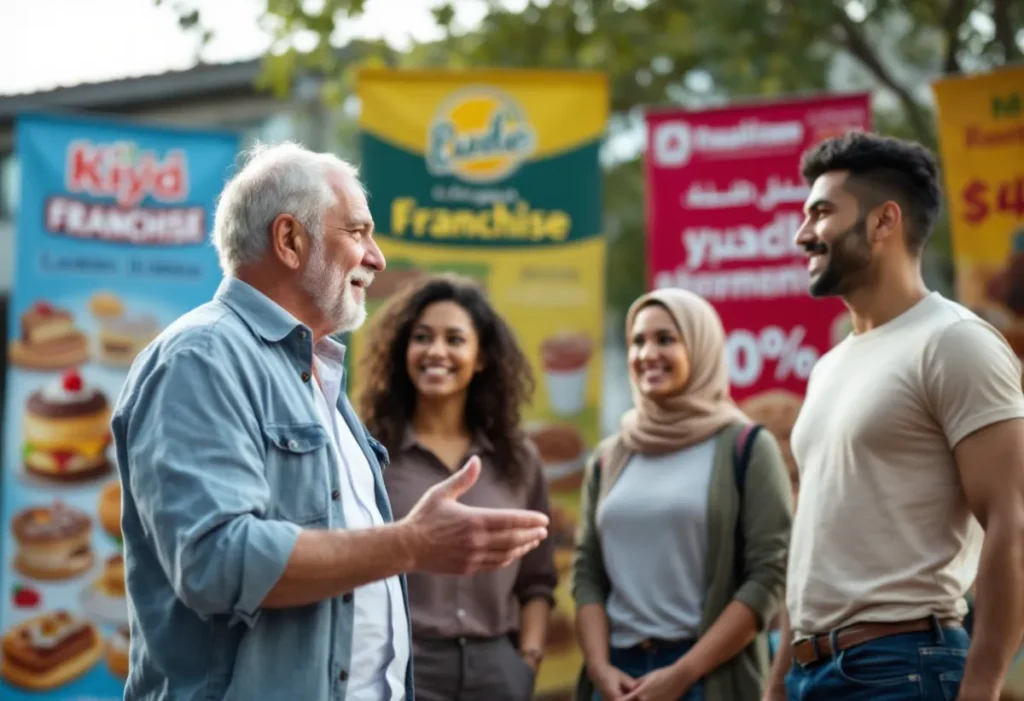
top-left (357, 273), bottom-right (557, 701)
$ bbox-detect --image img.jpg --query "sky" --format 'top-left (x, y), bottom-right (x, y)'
top-left (0, 0), bottom-right (496, 96)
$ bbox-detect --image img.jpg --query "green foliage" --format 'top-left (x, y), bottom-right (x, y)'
top-left (164, 0), bottom-right (1022, 315)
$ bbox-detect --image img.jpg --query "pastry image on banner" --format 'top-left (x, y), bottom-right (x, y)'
top-left (21, 369), bottom-right (112, 484)
top-left (88, 292), bottom-right (162, 367)
top-left (547, 504), bottom-right (577, 579)
top-left (0, 610), bottom-right (103, 691)
top-left (105, 626), bottom-right (130, 679)
top-left (96, 315), bottom-right (161, 367)
top-left (974, 228), bottom-right (1024, 361)
top-left (540, 332), bottom-right (593, 417)
top-left (97, 480), bottom-right (123, 545)
top-left (527, 423), bottom-right (587, 494)
top-left (80, 554), bottom-right (128, 627)
top-left (11, 502), bottom-right (94, 581)
top-left (8, 301), bottom-right (90, 371)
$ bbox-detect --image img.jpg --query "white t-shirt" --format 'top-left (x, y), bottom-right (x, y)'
top-left (312, 346), bottom-right (409, 700)
top-left (787, 292), bottom-right (1024, 635)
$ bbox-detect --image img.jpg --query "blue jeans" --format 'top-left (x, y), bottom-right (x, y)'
top-left (785, 619), bottom-right (969, 700)
top-left (593, 639), bottom-right (704, 701)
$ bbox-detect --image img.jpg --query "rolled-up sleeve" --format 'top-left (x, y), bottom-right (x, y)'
top-left (513, 452), bottom-right (558, 605)
top-left (733, 429), bottom-right (793, 629)
top-left (123, 347), bottom-right (301, 627)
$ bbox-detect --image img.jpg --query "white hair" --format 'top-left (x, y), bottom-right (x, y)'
top-left (212, 140), bottom-right (365, 274)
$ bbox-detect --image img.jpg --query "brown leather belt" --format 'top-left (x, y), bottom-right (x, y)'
top-left (792, 617), bottom-right (961, 667)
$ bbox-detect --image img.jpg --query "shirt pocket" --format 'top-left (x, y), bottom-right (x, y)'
top-left (263, 422), bottom-right (332, 526)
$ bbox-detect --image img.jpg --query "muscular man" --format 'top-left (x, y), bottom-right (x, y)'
top-left (112, 142), bottom-right (549, 701)
top-left (764, 132), bottom-right (1024, 701)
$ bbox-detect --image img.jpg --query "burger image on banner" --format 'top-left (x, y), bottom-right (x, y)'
top-left (22, 369), bottom-right (112, 483)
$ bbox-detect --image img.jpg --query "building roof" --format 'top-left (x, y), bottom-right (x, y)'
top-left (0, 58), bottom-right (266, 123)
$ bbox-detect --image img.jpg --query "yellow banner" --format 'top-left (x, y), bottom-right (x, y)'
top-left (933, 66), bottom-right (1024, 360)
top-left (354, 69), bottom-right (609, 700)
top-left (935, 65), bottom-right (1024, 694)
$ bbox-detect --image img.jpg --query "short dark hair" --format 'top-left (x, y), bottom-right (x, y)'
top-left (800, 131), bottom-right (942, 253)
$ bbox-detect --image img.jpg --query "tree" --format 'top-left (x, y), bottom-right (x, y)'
top-left (164, 0), bottom-right (1023, 315)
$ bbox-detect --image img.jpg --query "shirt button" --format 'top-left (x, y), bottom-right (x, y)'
top-left (339, 669), bottom-right (348, 682)
top-left (299, 329), bottom-right (308, 339)
top-left (301, 371), bottom-right (310, 382)
top-left (456, 608), bottom-right (466, 618)
top-left (331, 489), bottom-right (340, 500)
top-left (288, 439), bottom-right (299, 450)
top-left (342, 592), bottom-right (352, 603)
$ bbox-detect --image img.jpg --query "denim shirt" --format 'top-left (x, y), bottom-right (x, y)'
top-left (111, 277), bottom-right (414, 701)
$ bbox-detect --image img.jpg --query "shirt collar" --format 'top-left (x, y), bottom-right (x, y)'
top-left (400, 424), bottom-right (494, 455)
top-left (312, 338), bottom-right (348, 408)
top-left (215, 277), bottom-right (308, 343)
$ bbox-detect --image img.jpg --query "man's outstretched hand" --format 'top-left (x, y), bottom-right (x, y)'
top-left (400, 456), bottom-right (549, 575)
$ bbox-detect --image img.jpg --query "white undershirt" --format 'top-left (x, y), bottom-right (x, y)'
top-left (312, 346), bottom-right (408, 701)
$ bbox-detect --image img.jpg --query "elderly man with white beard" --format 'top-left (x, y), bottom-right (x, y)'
top-left (110, 142), bottom-right (550, 701)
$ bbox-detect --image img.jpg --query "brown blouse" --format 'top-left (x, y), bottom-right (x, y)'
top-left (383, 428), bottom-right (558, 639)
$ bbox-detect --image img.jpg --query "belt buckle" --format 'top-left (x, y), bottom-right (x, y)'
top-left (793, 635), bottom-right (819, 667)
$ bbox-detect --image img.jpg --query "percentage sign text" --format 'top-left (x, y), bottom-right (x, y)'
top-left (757, 325), bottom-right (819, 380)
top-left (726, 325), bottom-right (820, 388)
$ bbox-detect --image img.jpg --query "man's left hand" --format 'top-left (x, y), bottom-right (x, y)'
top-left (619, 663), bottom-right (694, 701)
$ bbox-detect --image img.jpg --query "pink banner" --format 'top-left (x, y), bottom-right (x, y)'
top-left (644, 94), bottom-right (871, 467)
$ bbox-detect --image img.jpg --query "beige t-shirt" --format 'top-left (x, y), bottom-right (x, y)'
top-left (787, 292), bottom-right (1024, 635)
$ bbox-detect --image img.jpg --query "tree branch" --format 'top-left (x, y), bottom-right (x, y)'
top-left (942, 0), bottom-right (969, 73)
top-left (992, 0), bottom-right (1022, 62)
top-left (832, 8), bottom-right (935, 145)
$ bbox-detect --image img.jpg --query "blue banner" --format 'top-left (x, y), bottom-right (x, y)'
top-left (1, 113), bottom-right (239, 700)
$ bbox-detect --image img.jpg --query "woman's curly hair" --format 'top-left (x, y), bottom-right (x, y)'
top-left (356, 273), bottom-right (536, 487)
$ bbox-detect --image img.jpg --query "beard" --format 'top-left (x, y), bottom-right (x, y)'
top-left (301, 237), bottom-right (369, 334)
top-left (808, 216), bottom-right (875, 298)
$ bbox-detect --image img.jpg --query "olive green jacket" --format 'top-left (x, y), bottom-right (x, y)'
top-left (571, 423), bottom-right (794, 701)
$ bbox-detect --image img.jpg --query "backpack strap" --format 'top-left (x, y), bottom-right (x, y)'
top-left (732, 423), bottom-right (763, 585)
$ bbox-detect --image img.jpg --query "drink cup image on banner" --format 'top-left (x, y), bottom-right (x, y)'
top-left (540, 331), bottom-right (594, 417)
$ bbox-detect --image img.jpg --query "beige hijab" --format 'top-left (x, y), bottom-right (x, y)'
top-left (619, 288), bottom-right (748, 456)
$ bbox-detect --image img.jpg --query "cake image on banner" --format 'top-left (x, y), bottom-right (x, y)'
top-left (1, 112), bottom-right (239, 700)
top-left (21, 369), bottom-right (112, 483)
top-left (8, 301), bottom-right (90, 371)
top-left (10, 502), bottom-right (94, 581)
top-left (0, 610), bottom-right (103, 691)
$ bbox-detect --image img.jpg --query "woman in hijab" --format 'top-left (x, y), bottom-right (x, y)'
top-left (572, 288), bottom-right (794, 701)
